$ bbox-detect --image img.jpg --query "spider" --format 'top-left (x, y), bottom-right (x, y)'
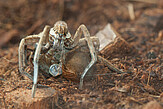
top-left (18, 21), bottom-right (100, 98)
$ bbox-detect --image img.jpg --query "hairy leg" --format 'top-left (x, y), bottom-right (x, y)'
top-left (73, 24), bottom-right (97, 89)
top-left (78, 36), bottom-right (100, 51)
top-left (19, 35), bottom-right (40, 80)
top-left (31, 25), bottom-right (50, 98)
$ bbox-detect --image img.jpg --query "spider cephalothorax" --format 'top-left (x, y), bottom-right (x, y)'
top-left (49, 21), bottom-right (73, 48)
top-left (53, 21), bottom-right (68, 35)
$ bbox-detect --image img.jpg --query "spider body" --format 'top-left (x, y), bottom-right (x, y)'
top-left (19, 21), bottom-right (100, 97)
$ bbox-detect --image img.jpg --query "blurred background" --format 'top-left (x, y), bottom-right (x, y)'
top-left (0, 0), bottom-right (162, 48)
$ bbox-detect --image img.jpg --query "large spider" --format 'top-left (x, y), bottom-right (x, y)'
top-left (18, 21), bottom-right (100, 98)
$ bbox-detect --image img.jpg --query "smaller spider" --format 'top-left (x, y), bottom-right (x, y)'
top-left (19, 21), bottom-right (99, 97)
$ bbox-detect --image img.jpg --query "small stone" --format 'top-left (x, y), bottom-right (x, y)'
top-left (146, 50), bottom-right (156, 59)
top-left (143, 101), bottom-right (162, 109)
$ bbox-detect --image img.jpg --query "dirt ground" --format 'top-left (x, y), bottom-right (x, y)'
top-left (0, 0), bottom-right (163, 109)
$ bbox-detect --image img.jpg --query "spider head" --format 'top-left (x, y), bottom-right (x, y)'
top-left (49, 21), bottom-right (69, 45)
top-left (53, 21), bottom-right (68, 38)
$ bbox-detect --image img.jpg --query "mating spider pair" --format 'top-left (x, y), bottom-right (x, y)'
top-left (19, 21), bottom-right (100, 98)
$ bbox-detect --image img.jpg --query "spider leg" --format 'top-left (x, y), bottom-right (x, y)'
top-left (73, 24), bottom-right (97, 89)
top-left (97, 56), bottom-right (124, 74)
top-left (78, 36), bottom-right (100, 52)
top-left (19, 35), bottom-right (40, 80)
top-left (31, 25), bottom-right (50, 98)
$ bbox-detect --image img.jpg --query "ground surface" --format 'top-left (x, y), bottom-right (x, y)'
top-left (0, 0), bottom-right (163, 109)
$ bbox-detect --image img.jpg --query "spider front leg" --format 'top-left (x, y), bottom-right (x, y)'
top-left (19, 35), bottom-right (40, 80)
top-left (73, 24), bottom-right (97, 89)
top-left (31, 25), bottom-right (50, 98)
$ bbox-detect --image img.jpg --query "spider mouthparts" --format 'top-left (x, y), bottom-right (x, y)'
top-left (49, 64), bottom-right (62, 77)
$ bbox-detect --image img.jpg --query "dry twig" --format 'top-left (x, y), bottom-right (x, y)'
top-left (127, 0), bottom-right (158, 4)
top-left (128, 3), bottom-right (135, 20)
